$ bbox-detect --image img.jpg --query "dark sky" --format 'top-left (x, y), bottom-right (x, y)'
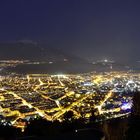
top-left (0, 0), bottom-right (140, 63)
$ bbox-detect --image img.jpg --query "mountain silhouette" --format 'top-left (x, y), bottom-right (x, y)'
top-left (0, 41), bottom-right (130, 74)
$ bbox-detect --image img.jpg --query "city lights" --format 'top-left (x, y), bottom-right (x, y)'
top-left (0, 71), bottom-right (139, 130)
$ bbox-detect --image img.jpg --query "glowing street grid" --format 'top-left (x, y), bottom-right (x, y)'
top-left (0, 71), bottom-right (139, 130)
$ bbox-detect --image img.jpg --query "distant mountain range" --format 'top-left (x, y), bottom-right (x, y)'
top-left (0, 41), bottom-right (132, 74)
top-left (0, 41), bottom-right (82, 62)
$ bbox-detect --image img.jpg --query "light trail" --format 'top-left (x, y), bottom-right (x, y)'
top-left (53, 92), bottom-right (94, 120)
top-left (8, 91), bottom-right (52, 126)
top-left (57, 76), bottom-right (65, 86)
top-left (26, 75), bottom-right (31, 84)
top-left (39, 78), bottom-right (45, 85)
top-left (58, 91), bottom-right (74, 101)
top-left (95, 90), bottom-right (112, 114)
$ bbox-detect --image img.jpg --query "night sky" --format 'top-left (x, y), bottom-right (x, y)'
top-left (0, 0), bottom-right (140, 63)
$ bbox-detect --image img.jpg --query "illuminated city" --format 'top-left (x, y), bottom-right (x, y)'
top-left (1, 0), bottom-right (140, 139)
top-left (0, 71), bottom-right (138, 131)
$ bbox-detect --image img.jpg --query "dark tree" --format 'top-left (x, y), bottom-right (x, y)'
top-left (125, 91), bottom-right (140, 140)
top-left (89, 108), bottom-right (99, 123)
top-left (0, 124), bottom-right (21, 139)
top-left (63, 111), bottom-right (75, 122)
